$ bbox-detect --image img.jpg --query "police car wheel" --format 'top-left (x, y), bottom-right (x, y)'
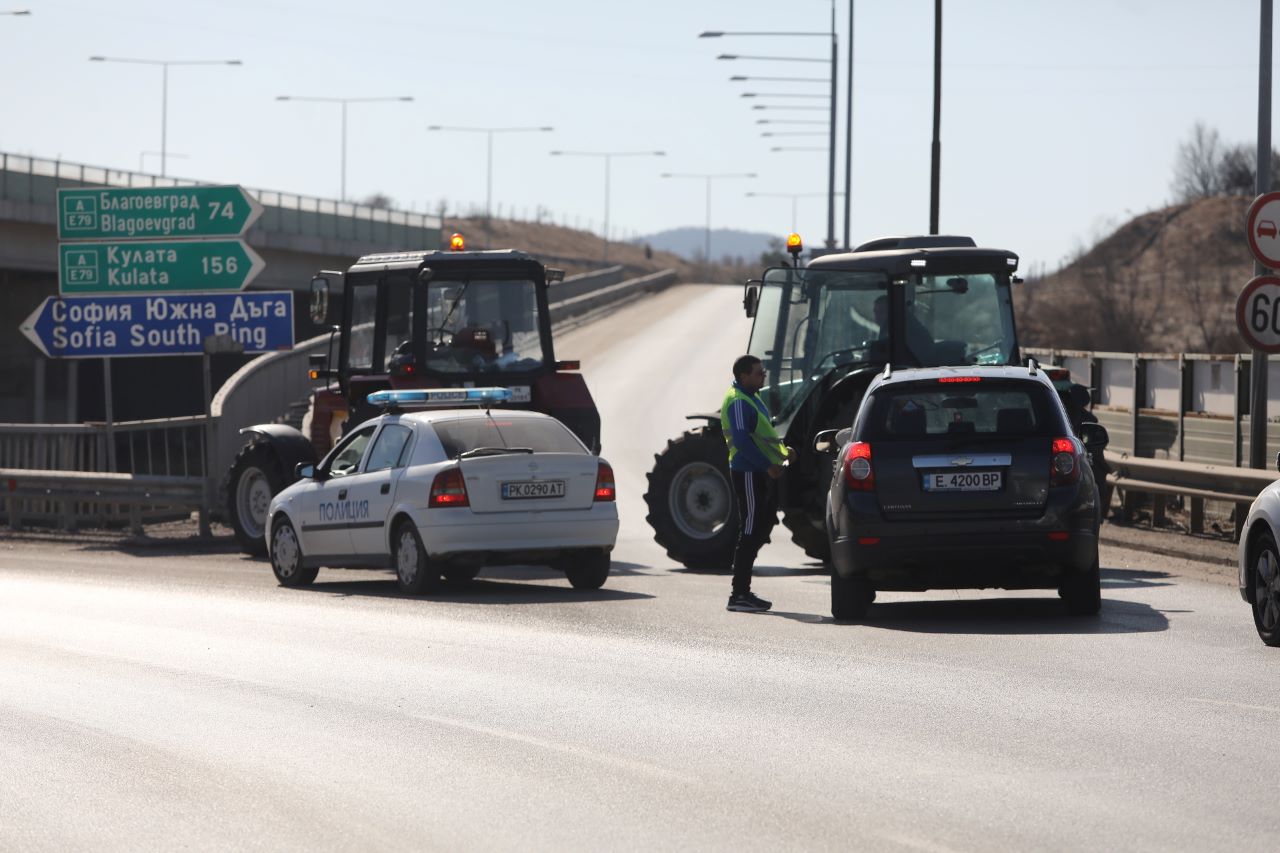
top-left (394, 522), bottom-right (441, 595)
top-left (564, 550), bottom-right (610, 590)
top-left (271, 518), bottom-right (318, 587)
top-left (1059, 555), bottom-right (1102, 616)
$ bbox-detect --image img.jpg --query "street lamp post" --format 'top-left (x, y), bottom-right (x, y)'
top-left (276, 95), bottom-right (414, 201)
top-left (661, 172), bottom-right (756, 269)
top-left (550, 150), bottom-right (665, 261)
top-left (89, 56), bottom-right (242, 178)
top-left (706, 24), bottom-right (839, 250)
top-left (427, 125), bottom-right (553, 244)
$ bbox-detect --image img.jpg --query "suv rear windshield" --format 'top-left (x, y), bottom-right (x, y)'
top-left (433, 416), bottom-right (587, 457)
top-left (858, 380), bottom-right (1065, 441)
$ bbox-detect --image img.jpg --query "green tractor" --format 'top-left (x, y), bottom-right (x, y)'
top-left (643, 234), bottom-right (1105, 568)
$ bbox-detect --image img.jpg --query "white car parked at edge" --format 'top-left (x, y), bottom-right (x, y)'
top-left (1239, 457), bottom-right (1280, 646)
top-left (265, 389), bottom-right (620, 594)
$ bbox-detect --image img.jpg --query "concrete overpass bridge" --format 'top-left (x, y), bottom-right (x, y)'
top-left (0, 152), bottom-right (442, 423)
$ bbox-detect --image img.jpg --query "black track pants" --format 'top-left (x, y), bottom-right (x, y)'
top-left (731, 469), bottom-right (777, 594)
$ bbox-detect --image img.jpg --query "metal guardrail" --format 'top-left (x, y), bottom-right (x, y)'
top-left (1104, 451), bottom-right (1277, 537)
top-left (549, 269), bottom-right (678, 324)
top-left (2, 467), bottom-right (205, 535)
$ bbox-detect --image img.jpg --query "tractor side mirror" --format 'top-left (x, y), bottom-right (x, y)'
top-left (309, 275), bottom-right (330, 324)
top-left (1079, 422), bottom-right (1109, 450)
top-left (743, 280), bottom-right (761, 317)
top-left (813, 429), bottom-right (839, 453)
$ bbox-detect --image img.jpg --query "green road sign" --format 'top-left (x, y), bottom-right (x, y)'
top-left (57, 185), bottom-right (263, 240)
top-left (58, 240), bottom-right (265, 294)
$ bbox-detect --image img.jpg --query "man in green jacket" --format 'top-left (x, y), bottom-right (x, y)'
top-left (720, 354), bottom-right (791, 613)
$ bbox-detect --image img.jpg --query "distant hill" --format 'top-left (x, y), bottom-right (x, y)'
top-left (1016, 196), bottom-right (1249, 354)
top-left (635, 227), bottom-right (776, 263)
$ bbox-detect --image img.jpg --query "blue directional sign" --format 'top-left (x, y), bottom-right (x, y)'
top-left (19, 292), bottom-right (295, 358)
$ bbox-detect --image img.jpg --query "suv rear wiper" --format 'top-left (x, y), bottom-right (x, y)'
top-left (458, 446), bottom-right (535, 459)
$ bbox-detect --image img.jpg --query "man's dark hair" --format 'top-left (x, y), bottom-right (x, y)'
top-left (733, 354), bottom-right (761, 380)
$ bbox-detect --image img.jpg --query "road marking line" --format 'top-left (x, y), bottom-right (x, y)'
top-left (408, 710), bottom-right (698, 785)
top-left (1189, 697), bottom-right (1280, 714)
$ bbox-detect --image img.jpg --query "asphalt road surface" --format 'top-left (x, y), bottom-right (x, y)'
top-left (2, 284), bottom-right (1277, 852)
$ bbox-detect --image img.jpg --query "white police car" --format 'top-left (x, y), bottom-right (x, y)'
top-left (1239, 455), bottom-right (1280, 647)
top-left (265, 388), bottom-right (620, 594)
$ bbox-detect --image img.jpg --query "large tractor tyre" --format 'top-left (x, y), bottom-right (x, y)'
top-left (225, 440), bottom-right (286, 557)
top-left (781, 509), bottom-right (832, 565)
top-left (644, 428), bottom-right (738, 569)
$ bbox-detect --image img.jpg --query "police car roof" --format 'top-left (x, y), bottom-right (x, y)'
top-left (807, 238), bottom-right (1018, 276)
top-left (870, 364), bottom-right (1053, 389)
top-left (395, 407), bottom-right (554, 426)
top-left (348, 248), bottom-right (540, 274)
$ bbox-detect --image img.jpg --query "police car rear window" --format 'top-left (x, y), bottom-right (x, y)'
top-left (860, 380), bottom-right (1063, 440)
top-left (433, 416), bottom-right (587, 457)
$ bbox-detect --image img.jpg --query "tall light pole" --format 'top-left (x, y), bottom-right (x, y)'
top-left (89, 56), bottom-right (242, 178)
top-left (276, 95), bottom-right (414, 201)
top-left (845, 1), bottom-right (855, 249)
top-left (661, 172), bottom-right (756, 269)
top-left (550, 150), bottom-right (665, 261)
top-left (427, 125), bottom-right (553, 246)
top-left (707, 24), bottom-right (839, 250)
top-left (929, 0), bottom-right (942, 234)
top-left (1250, 0), bottom-right (1273, 470)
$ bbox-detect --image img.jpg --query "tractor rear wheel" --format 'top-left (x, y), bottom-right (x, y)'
top-left (644, 428), bottom-right (738, 569)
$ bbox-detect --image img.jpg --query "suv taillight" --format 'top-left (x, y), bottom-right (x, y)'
top-left (843, 441), bottom-right (874, 491)
top-left (429, 468), bottom-right (470, 507)
top-left (1050, 436), bottom-right (1081, 486)
top-left (594, 462), bottom-right (616, 501)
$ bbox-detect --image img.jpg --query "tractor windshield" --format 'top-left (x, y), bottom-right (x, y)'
top-left (748, 265), bottom-right (1017, 418)
top-left (343, 275), bottom-right (548, 378)
top-left (422, 278), bottom-right (544, 374)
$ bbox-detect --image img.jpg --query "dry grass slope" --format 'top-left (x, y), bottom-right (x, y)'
top-left (1016, 196), bottom-right (1252, 353)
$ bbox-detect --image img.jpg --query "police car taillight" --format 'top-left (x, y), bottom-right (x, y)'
top-left (429, 468), bottom-right (470, 507)
top-left (594, 462), bottom-right (616, 502)
top-left (1050, 436), bottom-right (1080, 486)
top-left (843, 441), bottom-right (874, 491)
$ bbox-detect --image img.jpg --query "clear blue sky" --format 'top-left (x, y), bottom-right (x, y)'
top-left (0, 0), bottom-right (1273, 271)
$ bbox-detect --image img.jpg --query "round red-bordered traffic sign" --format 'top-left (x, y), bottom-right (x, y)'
top-left (1246, 192), bottom-right (1280, 268)
top-left (1236, 275), bottom-right (1280, 353)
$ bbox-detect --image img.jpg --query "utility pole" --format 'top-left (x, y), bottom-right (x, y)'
top-left (929, 0), bottom-right (942, 234)
top-left (1250, 0), bottom-right (1273, 469)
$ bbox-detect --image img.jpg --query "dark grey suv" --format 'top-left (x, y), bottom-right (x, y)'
top-left (821, 364), bottom-right (1108, 621)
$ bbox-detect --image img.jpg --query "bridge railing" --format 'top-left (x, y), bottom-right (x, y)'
top-left (0, 151), bottom-right (442, 245)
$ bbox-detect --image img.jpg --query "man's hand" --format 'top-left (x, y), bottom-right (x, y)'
top-left (767, 464), bottom-right (784, 480)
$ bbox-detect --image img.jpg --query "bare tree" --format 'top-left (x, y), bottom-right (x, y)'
top-left (361, 192), bottom-right (395, 210)
top-left (1172, 122), bottom-right (1222, 201)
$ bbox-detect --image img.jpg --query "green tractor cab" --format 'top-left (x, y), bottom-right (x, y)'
top-left (644, 235), bottom-right (1104, 568)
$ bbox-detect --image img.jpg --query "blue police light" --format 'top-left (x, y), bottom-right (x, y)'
top-left (366, 387), bottom-right (514, 408)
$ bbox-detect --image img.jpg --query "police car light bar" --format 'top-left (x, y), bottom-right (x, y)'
top-left (366, 388), bottom-right (514, 409)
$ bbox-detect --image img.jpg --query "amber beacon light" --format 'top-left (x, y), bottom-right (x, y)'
top-left (786, 232), bottom-right (803, 258)
top-left (449, 233), bottom-right (466, 251)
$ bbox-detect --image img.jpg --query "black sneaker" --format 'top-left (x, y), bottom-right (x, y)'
top-left (727, 591), bottom-right (773, 613)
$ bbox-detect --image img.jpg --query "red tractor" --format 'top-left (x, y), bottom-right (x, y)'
top-left (224, 241), bottom-right (600, 555)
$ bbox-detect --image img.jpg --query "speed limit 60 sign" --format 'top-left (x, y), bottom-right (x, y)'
top-left (1236, 275), bottom-right (1280, 352)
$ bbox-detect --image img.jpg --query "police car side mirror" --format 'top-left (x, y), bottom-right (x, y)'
top-left (813, 429), bottom-right (839, 453)
top-left (295, 462), bottom-right (318, 480)
top-left (1079, 422), bottom-right (1109, 451)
